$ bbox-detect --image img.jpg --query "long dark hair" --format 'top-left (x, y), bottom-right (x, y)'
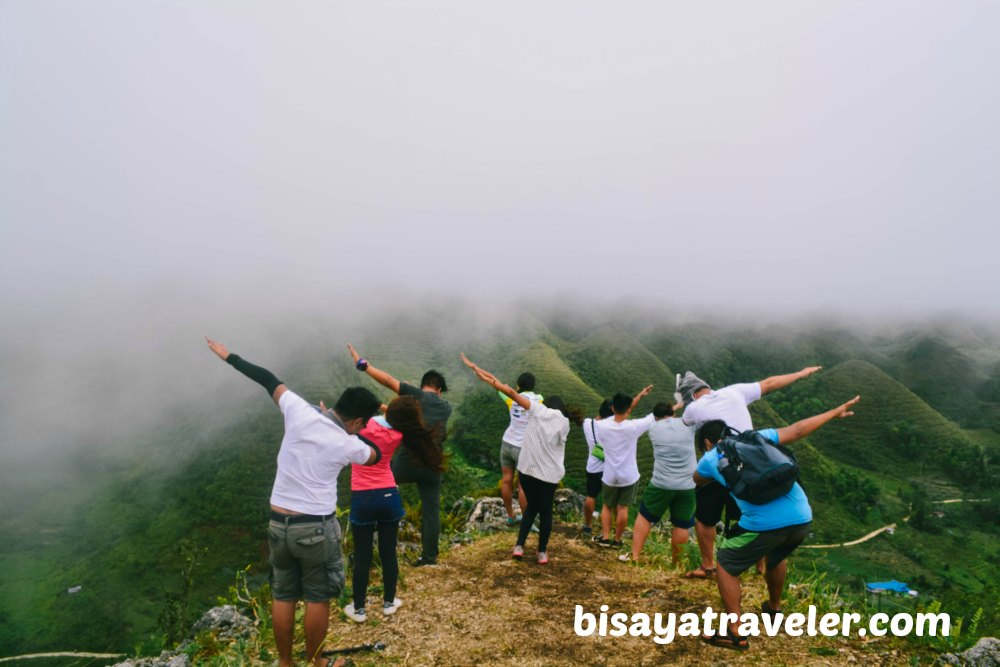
top-left (385, 395), bottom-right (446, 473)
top-left (542, 395), bottom-right (584, 427)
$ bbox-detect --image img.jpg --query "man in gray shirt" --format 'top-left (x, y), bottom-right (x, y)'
top-left (624, 401), bottom-right (696, 565)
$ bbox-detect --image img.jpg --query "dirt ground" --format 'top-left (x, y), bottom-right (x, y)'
top-left (322, 524), bottom-right (922, 666)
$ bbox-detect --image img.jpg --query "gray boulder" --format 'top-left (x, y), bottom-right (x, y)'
top-left (190, 605), bottom-right (255, 640)
top-left (939, 637), bottom-right (1000, 666)
top-left (554, 488), bottom-right (585, 516)
top-left (110, 651), bottom-right (190, 667)
top-left (464, 497), bottom-right (509, 532)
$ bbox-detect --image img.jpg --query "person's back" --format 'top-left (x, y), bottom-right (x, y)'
top-left (648, 417), bottom-right (697, 491)
top-left (272, 391), bottom-right (375, 514)
top-left (682, 382), bottom-right (760, 432)
top-left (352, 416), bottom-right (402, 492)
top-left (398, 381), bottom-right (452, 444)
top-left (596, 415), bottom-right (655, 486)
top-left (697, 427), bottom-right (812, 532)
top-left (501, 389), bottom-right (543, 447)
top-left (516, 400), bottom-right (570, 485)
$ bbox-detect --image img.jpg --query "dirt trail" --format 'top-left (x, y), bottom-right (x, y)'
top-left (325, 525), bottom-right (918, 666)
top-left (804, 498), bottom-right (987, 550)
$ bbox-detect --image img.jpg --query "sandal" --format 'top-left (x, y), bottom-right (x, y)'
top-left (701, 630), bottom-right (749, 651)
top-left (326, 659), bottom-right (356, 667)
top-left (760, 601), bottom-right (781, 618)
top-left (683, 566), bottom-right (716, 579)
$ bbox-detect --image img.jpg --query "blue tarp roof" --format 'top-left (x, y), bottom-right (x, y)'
top-left (866, 580), bottom-right (910, 594)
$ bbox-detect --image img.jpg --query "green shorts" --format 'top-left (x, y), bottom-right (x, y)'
top-left (602, 481), bottom-right (638, 508)
top-left (267, 515), bottom-right (345, 602)
top-left (638, 486), bottom-right (696, 528)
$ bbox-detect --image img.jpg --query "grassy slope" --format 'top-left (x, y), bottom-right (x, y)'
top-left (4, 321), bottom-right (1000, 655)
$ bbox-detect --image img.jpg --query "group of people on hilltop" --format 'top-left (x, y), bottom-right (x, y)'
top-left (206, 336), bottom-right (859, 663)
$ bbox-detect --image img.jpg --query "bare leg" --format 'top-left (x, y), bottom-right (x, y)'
top-left (303, 601), bottom-right (330, 667)
top-left (715, 566), bottom-right (743, 637)
top-left (695, 519), bottom-right (717, 569)
top-left (670, 526), bottom-right (689, 567)
top-left (272, 599), bottom-right (296, 667)
top-left (631, 515), bottom-right (652, 561)
top-left (600, 504), bottom-right (612, 540)
top-left (584, 496), bottom-right (596, 529)
top-left (614, 505), bottom-right (628, 541)
top-left (764, 560), bottom-right (786, 611)
top-left (501, 466), bottom-right (516, 519)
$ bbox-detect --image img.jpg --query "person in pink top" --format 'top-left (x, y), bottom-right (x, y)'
top-left (344, 395), bottom-right (443, 623)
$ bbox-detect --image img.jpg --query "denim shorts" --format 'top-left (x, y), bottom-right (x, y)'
top-left (350, 487), bottom-right (405, 526)
top-left (267, 515), bottom-right (344, 602)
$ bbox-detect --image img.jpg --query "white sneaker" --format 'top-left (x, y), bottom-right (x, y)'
top-left (343, 603), bottom-right (367, 623)
top-left (382, 597), bottom-right (403, 616)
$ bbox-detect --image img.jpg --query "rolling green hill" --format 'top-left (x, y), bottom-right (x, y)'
top-left (3, 312), bottom-right (1000, 657)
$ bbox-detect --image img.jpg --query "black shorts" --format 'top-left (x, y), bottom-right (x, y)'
top-left (717, 522), bottom-right (811, 577)
top-left (695, 481), bottom-right (741, 527)
top-left (585, 471), bottom-right (603, 499)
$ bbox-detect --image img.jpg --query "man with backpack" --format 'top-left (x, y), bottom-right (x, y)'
top-left (677, 366), bottom-right (822, 579)
top-left (694, 395), bottom-right (860, 651)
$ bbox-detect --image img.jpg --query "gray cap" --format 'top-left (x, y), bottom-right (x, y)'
top-left (677, 371), bottom-right (710, 405)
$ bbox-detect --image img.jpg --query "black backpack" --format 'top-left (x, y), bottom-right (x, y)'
top-left (715, 427), bottom-right (800, 505)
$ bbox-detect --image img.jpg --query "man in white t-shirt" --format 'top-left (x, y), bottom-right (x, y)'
top-left (498, 372), bottom-right (543, 525)
top-left (207, 338), bottom-right (380, 667)
top-left (594, 385), bottom-right (654, 547)
top-left (580, 399), bottom-right (614, 536)
top-left (677, 365), bottom-right (821, 579)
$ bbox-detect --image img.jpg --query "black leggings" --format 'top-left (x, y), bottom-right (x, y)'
top-left (352, 521), bottom-right (399, 610)
top-left (517, 473), bottom-right (557, 553)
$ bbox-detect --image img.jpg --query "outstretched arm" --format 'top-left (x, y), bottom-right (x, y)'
top-left (759, 366), bottom-right (822, 395)
top-left (206, 337), bottom-right (287, 405)
top-left (630, 384), bottom-right (654, 411)
top-left (347, 343), bottom-right (401, 394)
top-left (461, 353), bottom-right (530, 410)
top-left (776, 395), bottom-right (860, 445)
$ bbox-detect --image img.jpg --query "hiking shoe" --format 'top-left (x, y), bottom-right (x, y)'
top-left (413, 556), bottom-right (437, 567)
top-left (609, 539), bottom-right (623, 548)
top-left (581, 525), bottom-right (592, 536)
top-left (512, 545), bottom-right (524, 560)
top-left (343, 603), bottom-right (367, 623)
top-left (595, 537), bottom-right (612, 547)
top-left (507, 514), bottom-right (522, 526)
top-left (537, 551), bottom-right (549, 565)
top-left (382, 597), bottom-right (403, 616)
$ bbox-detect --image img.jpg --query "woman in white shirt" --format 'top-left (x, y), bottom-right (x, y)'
top-left (461, 354), bottom-right (581, 564)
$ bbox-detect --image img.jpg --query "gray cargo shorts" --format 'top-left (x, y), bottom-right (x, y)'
top-left (267, 515), bottom-right (345, 602)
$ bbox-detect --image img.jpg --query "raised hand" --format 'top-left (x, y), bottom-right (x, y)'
top-left (205, 337), bottom-right (230, 361)
top-left (834, 395), bottom-right (860, 419)
top-left (460, 352), bottom-right (476, 370)
top-left (347, 343), bottom-right (361, 364)
top-left (800, 366), bottom-right (823, 378)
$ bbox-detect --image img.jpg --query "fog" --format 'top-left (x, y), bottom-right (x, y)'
top-left (1, 2), bottom-right (999, 496)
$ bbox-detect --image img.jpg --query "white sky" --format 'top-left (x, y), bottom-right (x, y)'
top-left (1, 1), bottom-right (998, 316)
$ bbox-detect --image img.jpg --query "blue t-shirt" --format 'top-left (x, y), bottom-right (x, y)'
top-left (695, 428), bottom-right (812, 532)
